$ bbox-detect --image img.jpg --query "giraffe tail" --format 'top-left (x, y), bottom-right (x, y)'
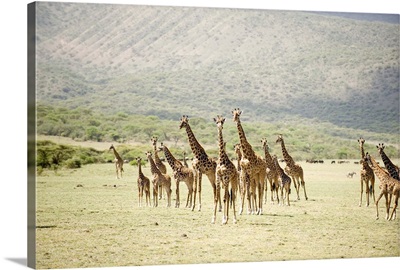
top-left (369, 185), bottom-right (373, 198)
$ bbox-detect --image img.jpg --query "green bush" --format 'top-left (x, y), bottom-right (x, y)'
top-left (64, 158), bottom-right (82, 169)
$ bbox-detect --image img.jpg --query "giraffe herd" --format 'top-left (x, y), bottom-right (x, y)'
top-left (108, 110), bottom-right (399, 223)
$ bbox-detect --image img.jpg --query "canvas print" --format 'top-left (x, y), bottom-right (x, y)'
top-left (28, 1), bottom-right (399, 269)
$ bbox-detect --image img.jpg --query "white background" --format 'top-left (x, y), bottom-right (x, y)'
top-left (0, 1), bottom-right (399, 269)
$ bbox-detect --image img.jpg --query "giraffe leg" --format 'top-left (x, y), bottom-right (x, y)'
top-left (385, 193), bottom-right (390, 220)
top-left (146, 188), bottom-right (150, 207)
top-left (290, 175), bottom-right (300, 200)
top-left (389, 195), bottom-right (398, 221)
top-left (252, 180), bottom-right (258, 215)
top-left (175, 179), bottom-right (180, 208)
top-left (158, 184), bottom-right (163, 200)
top-left (370, 178), bottom-right (375, 204)
top-left (239, 172), bottom-right (245, 215)
top-left (275, 180), bottom-right (280, 205)
top-left (246, 176), bottom-right (252, 214)
top-left (300, 174), bottom-right (308, 200)
top-left (231, 184), bottom-right (238, 224)
top-left (264, 177), bottom-right (274, 203)
top-left (198, 172), bottom-right (202, 211)
top-left (185, 181), bottom-right (193, 208)
top-left (257, 176), bottom-right (264, 215)
top-left (365, 180), bottom-right (370, 207)
top-left (191, 172), bottom-right (198, 211)
top-left (388, 194), bottom-right (393, 219)
top-left (359, 178), bottom-right (364, 207)
top-left (166, 184), bottom-right (172, 207)
top-left (152, 185), bottom-right (157, 207)
top-left (212, 175), bottom-right (221, 224)
top-left (375, 191), bottom-right (384, 220)
top-left (222, 182), bottom-right (229, 225)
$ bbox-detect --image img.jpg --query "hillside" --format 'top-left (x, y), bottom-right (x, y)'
top-left (35, 2), bottom-right (399, 134)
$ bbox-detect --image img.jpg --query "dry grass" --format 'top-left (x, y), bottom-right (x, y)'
top-left (36, 160), bottom-right (399, 269)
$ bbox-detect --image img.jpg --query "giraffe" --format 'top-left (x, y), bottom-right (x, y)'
top-left (151, 136), bottom-right (167, 200)
top-left (261, 138), bottom-right (280, 204)
top-left (136, 157), bottom-right (150, 207)
top-left (145, 151), bottom-right (172, 207)
top-left (109, 144), bottom-right (124, 179)
top-left (365, 153), bottom-right (400, 220)
top-left (159, 143), bottom-right (194, 208)
top-left (234, 143), bottom-right (254, 215)
top-left (232, 108), bottom-right (266, 215)
top-left (273, 155), bottom-right (291, 206)
top-left (276, 134), bottom-right (308, 201)
top-left (357, 138), bottom-right (375, 207)
top-left (179, 115), bottom-right (221, 212)
top-left (182, 151), bottom-right (189, 168)
top-left (376, 143), bottom-right (399, 181)
top-left (212, 115), bottom-right (238, 224)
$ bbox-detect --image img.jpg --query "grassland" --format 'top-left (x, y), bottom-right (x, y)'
top-left (36, 160), bottom-right (399, 269)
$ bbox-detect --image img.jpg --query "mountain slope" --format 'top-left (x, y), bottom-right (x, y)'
top-left (35, 2), bottom-right (399, 134)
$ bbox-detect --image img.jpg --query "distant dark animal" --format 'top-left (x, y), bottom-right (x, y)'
top-left (347, 172), bottom-right (356, 178)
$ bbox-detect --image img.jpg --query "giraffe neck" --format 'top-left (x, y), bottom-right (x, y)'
top-left (359, 143), bottom-right (365, 159)
top-left (184, 123), bottom-right (207, 159)
top-left (183, 152), bottom-right (188, 166)
top-left (262, 144), bottom-right (274, 167)
top-left (273, 157), bottom-right (285, 177)
top-left (138, 162), bottom-right (145, 178)
top-left (112, 148), bottom-right (122, 161)
top-left (217, 127), bottom-right (229, 164)
top-left (147, 155), bottom-right (160, 175)
top-left (235, 119), bottom-right (254, 159)
top-left (279, 140), bottom-right (294, 166)
top-left (368, 155), bottom-right (389, 181)
top-left (162, 146), bottom-right (182, 171)
top-left (379, 149), bottom-right (399, 179)
top-left (235, 149), bottom-right (242, 170)
top-left (153, 143), bottom-right (162, 163)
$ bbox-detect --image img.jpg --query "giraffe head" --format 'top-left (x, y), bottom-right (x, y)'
top-left (213, 115), bottom-right (226, 130)
top-left (234, 143), bottom-right (241, 155)
top-left (231, 108), bottom-right (242, 123)
top-left (179, 115), bottom-right (189, 129)
top-left (136, 157), bottom-right (142, 165)
top-left (109, 144), bottom-right (115, 151)
top-left (151, 136), bottom-right (158, 146)
top-left (158, 142), bottom-right (165, 152)
top-left (376, 143), bottom-right (385, 154)
top-left (357, 137), bottom-right (365, 147)
top-left (276, 134), bottom-right (284, 144)
top-left (261, 138), bottom-right (268, 149)
top-left (145, 151), bottom-right (152, 158)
